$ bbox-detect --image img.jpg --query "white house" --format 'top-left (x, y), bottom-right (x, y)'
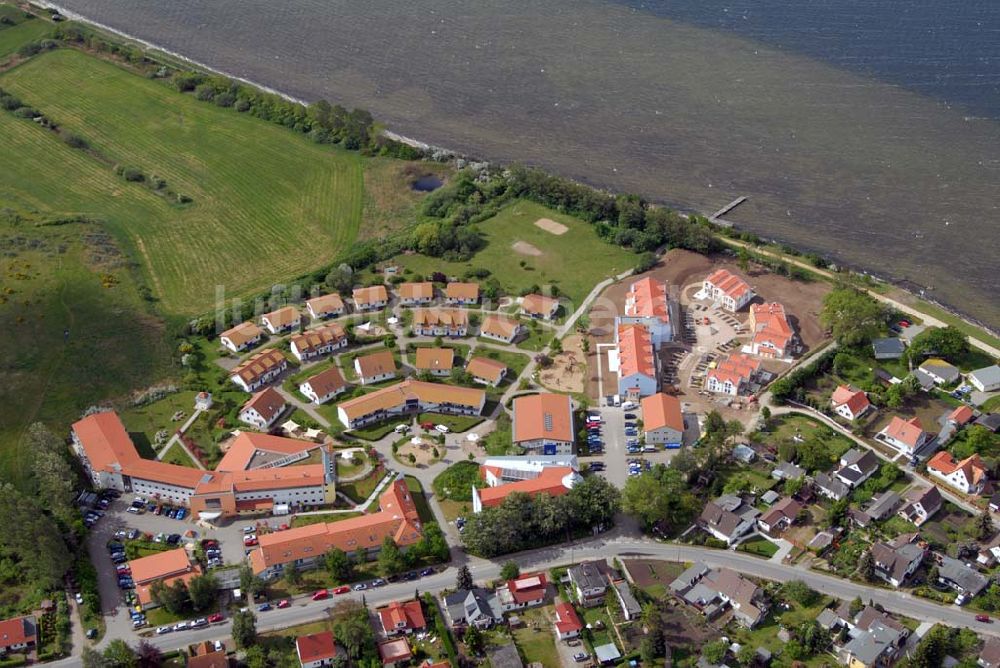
top-left (830, 385), bottom-right (872, 421)
top-left (512, 394), bottom-right (575, 455)
top-left (238, 388), bottom-right (287, 430)
top-left (926, 451), bottom-right (988, 495)
top-left (917, 358), bottom-right (961, 386)
top-left (295, 631), bottom-right (344, 668)
top-left (305, 294), bottom-right (345, 320)
top-left (219, 321), bottom-right (263, 353)
top-left (480, 315), bottom-right (523, 344)
top-left (877, 416), bottom-right (932, 458)
top-left (354, 349), bottom-right (397, 385)
top-left (705, 354), bottom-right (760, 396)
top-left (397, 282), bottom-right (434, 306)
top-left (289, 324), bottom-right (347, 363)
top-left (640, 393), bottom-right (684, 447)
top-left (229, 348), bottom-right (288, 393)
top-left (299, 367), bottom-right (348, 405)
top-left (352, 285), bottom-right (388, 311)
top-left (615, 324), bottom-right (657, 398)
top-left (618, 276), bottom-right (673, 347)
top-left (444, 282), bottom-right (479, 305)
top-left (969, 365), bottom-right (1000, 393)
top-left (260, 306), bottom-right (300, 335)
top-left (702, 269), bottom-right (754, 312)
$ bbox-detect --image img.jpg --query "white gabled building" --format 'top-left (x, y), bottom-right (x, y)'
top-left (238, 388), bottom-right (287, 430)
top-left (701, 269), bottom-right (754, 312)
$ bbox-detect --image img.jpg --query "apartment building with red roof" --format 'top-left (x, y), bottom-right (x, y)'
top-left (129, 548), bottom-right (202, 609)
top-left (248, 480), bottom-right (422, 578)
top-left (830, 385), bottom-right (872, 422)
top-left (229, 348), bottom-right (288, 392)
top-left (705, 353), bottom-right (761, 396)
top-left (615, 324), bottom-right (657, 398)
top-left (747, 302), bottom-right (798, 358)
top-left (640, 393), bottom-right (684, 447)
top-left (289, 323), bottom-right (347, 362)
top-left (512, 393), bottom-right (575, 455)
top-left (702, 269), bottom-right (755, 312)
top-left (619, 276), bottom-right (674, 347)
top-left (472, 465), bottom-right (579, 513)
top-left (927, 451), bottom-right (988, 495)
top-left (336, 379), bottom-right (486, 430)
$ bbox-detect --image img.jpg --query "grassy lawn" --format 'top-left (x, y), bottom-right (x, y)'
top-left (335, 455), bottom-right (366, 478)
top-left (395, 199), bottom-right (636, 306)
top-left (512, 607), bottom-right (559, 667)
top-left (159, 443), bottom-right (199, 468)
top-left (347, 415), bottom-right (411, 441)
top-left (510, 321), bottom-right (555, 352)
top-left (736, 536), bottom-right (779, 558)
top-left (473, 346), bottom-right (532, 385)
top-left (437, 498), bottom-right (468, 523)
top-left (0, 48), bottom-right (371, 314)
top-left (338, 469), bottom-right (386, 505)
top-left (0, 15), bottom-right (51, 57)
top-left (404, 475), bottom-right (435, 525)
top-left (432, 461), bottom-right (482, 503)
top-left (417, 412), bottom-right (483, 433)
top-left (728, 595), bottom-right (833, 667)
top-left (119, 390), bottom-right (197, 447)
top-left (290, 511), bottom-right (362, 528)
top-left (482, 414), bottom-right (520, 456)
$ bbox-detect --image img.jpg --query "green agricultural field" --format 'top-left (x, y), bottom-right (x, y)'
top-left (0, 14), bottom-right (51, 57)
top-left (0, 48), bottom-right (369, 314)
top-left (394, 199), bottom-right (636, 306)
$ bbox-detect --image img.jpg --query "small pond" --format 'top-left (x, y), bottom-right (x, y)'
top-left (411, 174), bottom-right (443, 192)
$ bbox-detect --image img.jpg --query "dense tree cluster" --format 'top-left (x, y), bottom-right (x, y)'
top-left (820, 286), bottom-right (887, 347)
top-left (462, 476), bottom-right (619, 557)
top-left (905, 325), bottom-right (969, 363)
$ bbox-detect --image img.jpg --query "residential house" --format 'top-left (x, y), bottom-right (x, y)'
top-left (969, 365), bottom-right (1000, 393)
top-left (220, 321), bottom-right (263, 353)
top-left (377, 638), bottom-right (412, 667)
top-left (0, 616), bottom-right (36, 655)
top-left (414, 347), bottom-right (454, 377)
top-left (512, 393), bottom-right (575, 455)
top-left (352, 285), bottom-right (388, 311)
top-left (618, 276), bottom-right (673, 347)
top-left (615, 324), bottom-right (658, 398)
top-left (299, 367), bottom-right (348, 405)
top-left (412, 308), bottom-right (469, 337)
top-left (305, 293), bottom-right (345, 320)
top-left (238, 387), bottom-right (287, 430)
top-left (872, 338), bottom-right (906, 360)
top-left (495, 573), bottom-right (548, 612)
top-left (926, 451), bottom-right (988, 495)
top-left (771, 462), bottom-right (805, 481)
top-left (612, 579), bottom-right (642, 621)
top-left (870, 534), bottom-right (925, 587)
top-left (669, 563), bottom-right (767, 627)
top-left (568, 560), bottom-right (610, 608)
top-left (701, 269), bottom-right (755, 312)
top-left (757, 497), bottom-right (802, 534)
top-left (553, 602), bottom-right (584, 641)
top-left (835, 449), bottom-right (880, 489)
top-left (296, 631), bottom-right (345, 668)
top-left (641, 392), bottom-right (684, 447)
top-left (377, 600), bottom-right (427, 636)
top-left (336, 380), bottom-right (485, 430)
top-left (187, 650), bottom-right (230, 668)
top-left (864, 491), bottom-right (904, 522)
top-left (705, 353), bottom-right (761, 396)
top-left (936, 555), bottom-right (988, 602)
top-left (354, 349), bottom-right (397, 385)
top-left (248, 480), bottom-right (422, 578)
top-left (261, 306), bottom-right (300, 335)
top-left (831, 385), bottom-right (872, 422)
top-left (839, 606), bottom-right (909, 668)
top-left (480, 315), bottom-right (523, 344)
top-left (442, 589), bottom-right (501, 629)
top-left (289, 324), bottom-right (347, 362)
top-left (747, 302), bottom-right (798, 358)
top-left (977, 413), bottom-right (1000, 433)
top-left (472, 464), bottom-right (580, 513)
top-left (979, 637), bottom-right (1000, 668)
top-left (813, 472), bottom-right (850, 501)
top-left (230, 348), bottom-right (288, 392)
top-left (444, 282), bottom-right (479, 305)
top-left (130, 548), bottom-right (202, 609)
top-left (397, 282), bottom-right (434, 306)
top-left (698, 495), bottom-right (760, 546)
top-left (918, 358), bottom-right (961, 386)
top-left (948, 405), bottom-right (976, 427)
top-left (465, 357), bottom-right (507, 387)
top-left (897, 486), bottom-right (942, 526)
top-left (878, 416), bottom-right (933, 459)
top-left (521, 293), bottom-right (560, 320)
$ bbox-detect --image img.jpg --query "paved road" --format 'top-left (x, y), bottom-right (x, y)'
top-left (59, 530), bottom-right (1000, 665)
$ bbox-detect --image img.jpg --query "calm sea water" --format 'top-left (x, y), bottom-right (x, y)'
top-left (48, 0), bottom-right (1000, 327)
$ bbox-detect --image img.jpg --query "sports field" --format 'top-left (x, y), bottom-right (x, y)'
top-left (394, 199), bottom-right (636, 306)
top-left (0, 48), bottom-right (366, 314)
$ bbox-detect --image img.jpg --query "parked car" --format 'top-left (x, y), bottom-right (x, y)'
top-left (977, 614), bottom-right (992, 623)
top-left (176, 508), bottom-right (186, 520)
top-left (243, 526), bottom-right (256, 534)
top-left (191, 618), bottom-right (208, 628)
top-left (173, 622), bottom-right (188, 632)
top-left (277, 599), bottom-right (290, 609)
top-left (207, 613), bottom-right (224, 624)
top-left (573, 652), bottom-right (589, 662)
top-left (420, 567), bottom-right (435, 576)
top-left (311, 590), bottom-right (329, 601)
top-left (434, 424), bottom-right (450, 434)
top-left (333, 585), bottom-right (350, 595)
top-left (257, 602), bottom-right (271, 612)
top-left (155, 626), bottom-right (173, 635)
top-left (353, 583), bottom-right (367, 591)
top-left (132, 619), bottom-right (146, 629)
top-left (371, 578), bottom-right (386, 587)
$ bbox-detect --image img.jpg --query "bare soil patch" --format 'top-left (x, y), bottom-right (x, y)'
top-left (533, 217), bottom-right (568, 235)
top-left (539, 333), bottom-right (586, 393)
top-left (511, 240), bottom-right (544, 256)
top-left (395, 436), bottom-right (442, 467)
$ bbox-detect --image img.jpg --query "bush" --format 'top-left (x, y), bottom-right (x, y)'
top-left (13, 106), bottom-right (39, 119)
top-left (214, 92), bottom-right (236, 107)
top-left (122, 167), bottom-right (145, 182)
top-left (61, 132), bottom-right (89, 150)
top-left (194, 84), bottom-right (216, 102)
top-left (234, 98), bottom-right (251, 112)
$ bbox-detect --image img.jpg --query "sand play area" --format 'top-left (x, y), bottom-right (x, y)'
top-left (539, 334), bottom-right (586, 393)
top-left (534, 217), bottom-right (568, 235)
top-left (396, 436), bottom-right (442, 467)
top-left (511, 240), bottom-right (544, 256)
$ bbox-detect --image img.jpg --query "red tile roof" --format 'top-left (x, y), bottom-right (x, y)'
top-left (707, 353), bottom-right (760, 388)
top-left (378, 638), bottom-right (412, 664)
top-left (884, 416), bottom-right (926, 448)
top-left (414, 347), bottom-right (454, 372)
top-left (749, 302), bottom-right (794, 351)
top-left (512, 393), bottom-right (574, 444)
top-left (353, 285), bottom-right (388, 306)
top-left (481, 315), bottom-right (521, 339)
top-left (831, 385), bottom-right (871, 416)
top-left (704, 269), bottom-right (751, 300)
top-left (302, 366), bottom-right (347, 398)
top-left (521, 293), bottom-right (559, 316)
top-left (0, 616), bottom-right (35, 649)
top-left (466, 357), bottom-right (507, 384)
top-left (927, 451), bottom-right (987, 487)
top-left (128, 548), bottom-right (194, 585)
top-left (505, 573), bottom-right (547, 604)
top-left (215, 432), bottom-right (315, 472)
top-left (476, 466), bottom-right (576, 508)
top-left (949, 405), bottom-right (975, 425)
top-left (377, 600), bottom-right (426, 633)
top-left (445, 282), bottom-right (479, 301)
top-left (229, 349), bottom-right (287, 386)
top-left (625, 276), bottom-right (669, 323)
top-left (219, 321), bottom-right (262, 348)
top-left (398, 282), bottom-right (434, 301)
top-left (355, 349), bottom-right (397, 379)
top-left (617, 324), bottom-right (655, 379)
top-left (296, 631), bottom-right (338, 664)
top-left (240, 387), bottom-right (286, 423)
top-left (641, 393), bottom-right (683, 433)
top-left (306, 293), bottom-right (344, 316)
top-left (412, 308), bottom-right (469, 328)
top-left (261, 306), bottom-right (300, 329)
top-left (554, 602), bottom-right (583, 634)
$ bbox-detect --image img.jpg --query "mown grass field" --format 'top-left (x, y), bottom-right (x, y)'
top-left (0, 48), bottom-right (367, 314)
top-left (393, 199), bottom-right (636, 306)
top-left (0, 13), bottom-right (51, 57)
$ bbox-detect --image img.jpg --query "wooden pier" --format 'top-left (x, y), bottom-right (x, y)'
top-left (709, 196), bottom-right (748, 227)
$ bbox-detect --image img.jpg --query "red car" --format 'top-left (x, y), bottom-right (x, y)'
top-left (311, 590), bottom-right (329, 601)
top-left (277, 599), bottom-right (290, 609)
top-left (243, 537), bottom-right (258, 547)
top-left (333, 585), bottom-right (350, 595)
top-left (977, 614), bottom-right (991, 623)
top-left (207, 613), bottom-right (224, 623)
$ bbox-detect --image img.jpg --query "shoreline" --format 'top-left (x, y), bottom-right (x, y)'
top-left (31, 1), bottom-right (1000, 343)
